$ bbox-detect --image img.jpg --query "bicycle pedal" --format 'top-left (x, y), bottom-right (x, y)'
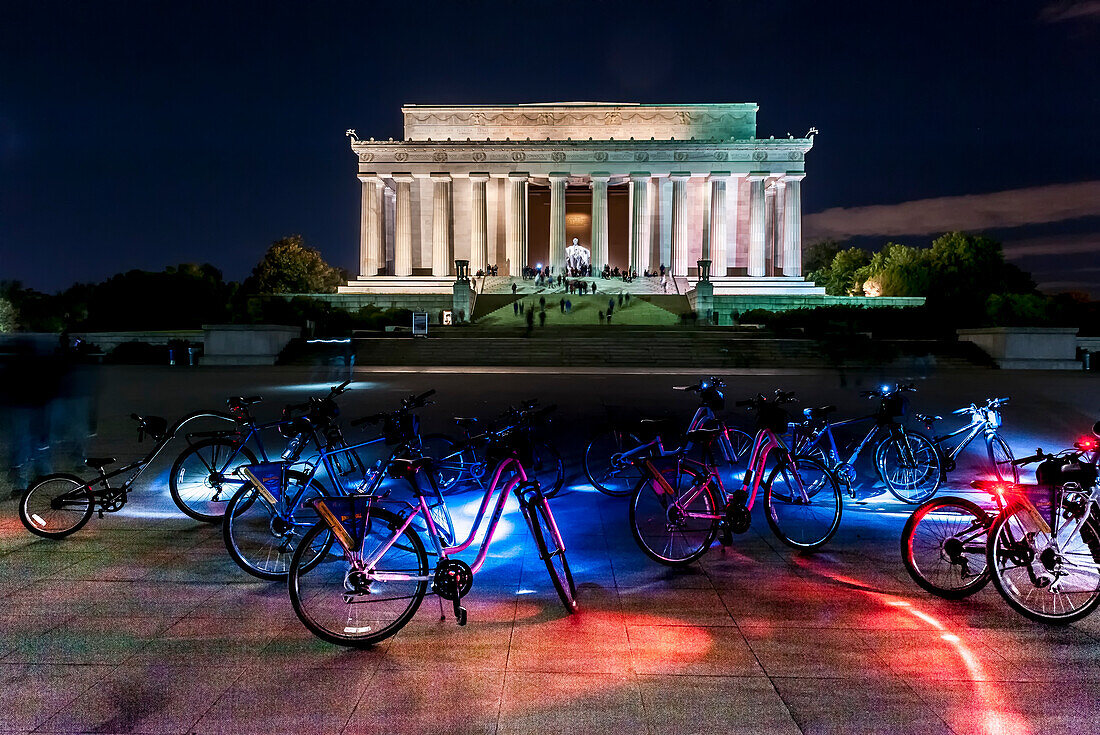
top-left (717, 524), bottom-right (733, 547)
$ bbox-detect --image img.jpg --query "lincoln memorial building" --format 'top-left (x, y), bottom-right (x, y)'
top-left (340, 102), bottom-right (824, 298)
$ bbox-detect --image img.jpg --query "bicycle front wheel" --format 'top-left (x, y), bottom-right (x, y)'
top-left (987, 501), bottom-right (1100, 624)
top-left (522, 491), bottom-right (577, 613)
top-left (877, 431), bottom-right (941, 504)
top-left (630, 466), bottom-right (719, 566)
top-left (987, 435), bottom-right (1019, 484)
top-left (531, 441), bottom-right (565, 498)
top-left (901, 496), bottom-right (990, 599)
top-left (765, 455), bottom-right (842, 550)
top-left (223, 470), bottom-right (329, 580)
top-left (288, 507), bottom-right (429, 647)
top-left (584, 429), bottom-right (643, 497)
top-left (19, 474), bottom-right (94, 539)
top-left (169, 439), bottom-right (257, 523)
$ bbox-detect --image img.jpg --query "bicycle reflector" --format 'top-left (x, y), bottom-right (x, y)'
top-left (311, 496), bottom-right (373, 552)
top-left (237, 463), bottom-right (288, 504)
top-left (1075, 436), bottom-right (1097, 451)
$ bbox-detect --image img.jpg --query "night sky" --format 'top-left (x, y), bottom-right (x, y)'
top-left (2, 1), bottom-right (1098, 295)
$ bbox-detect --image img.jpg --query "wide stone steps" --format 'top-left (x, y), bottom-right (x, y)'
top-left (479, 275), bottom-right (675, 296)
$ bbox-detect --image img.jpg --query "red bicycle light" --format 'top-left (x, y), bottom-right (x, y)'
top-left (1076, 436), bottom-right (1095, 449)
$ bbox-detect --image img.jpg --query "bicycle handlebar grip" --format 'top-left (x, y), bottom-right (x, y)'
top-left (671, 385), bottom-right (692, 391)
top-left (415, 389), bottom-right (436, 402)
top-left (330, 380), bottom-right (351, 395)
top-left (130, 413), bottom-right (141, 422)
top-left (951, 407), bottom-right (969, 415)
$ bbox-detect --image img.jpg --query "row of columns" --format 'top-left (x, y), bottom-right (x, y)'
top-left (359, 172), bottom-right (803, 279)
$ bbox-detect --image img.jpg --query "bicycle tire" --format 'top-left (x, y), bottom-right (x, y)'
top-left (987, 435), bottom-right (1019, 484)
top-left (420, 433), bottom-right (464, 490)
top-left (223, 470), bottom-right (329, 581)
top-left (629, 465), bottom-right (719, 566)
top-left (764, 455), bottom-right (842, 550)
top-left (19, 474), bottom-right (94, 539)
top-left (901, 496), bottom-right (991, 599)
top-left (532, 441), bottom-right (565, 498)
top-left (522, 490), bottom-right (577, 613)
top-left (987, 501), bottom-right (1100, 624)
top-left (288, 507), bottom-right (429, 647)
top-left (169, 438), bottom-right (257, 523)
top-left (877, 430), bottom-right (941, 504)
top-left (584, 429), bottom-right (642, 497)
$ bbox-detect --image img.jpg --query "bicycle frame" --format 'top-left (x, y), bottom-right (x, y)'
top-left (799, 414), bottom-right (882, 471)
top-left (933, 419), bottom-right (989, 463)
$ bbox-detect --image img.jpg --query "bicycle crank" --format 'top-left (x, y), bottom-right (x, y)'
top-left (432, 559), bottom-right (473, 626)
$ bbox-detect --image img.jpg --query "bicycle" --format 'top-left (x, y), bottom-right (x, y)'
top-left (585, 377), bottom-right (754, 497)
top-left (222, 383), bottom-right (426, 581)
top-left (287, 406), bottom-right (576, 647)
top-left (901, 432), bottom-right (1099, 612)
top-left (629, 390), bottom-right (842, 566)
top-left (915, 397), bottom-right (1018, 484)
top-left (19, 410), bottom-right (243, 539)
top-left (424, 400), bottom-right (565, 497)
top-left (790, 383), bottom-right (941, 504)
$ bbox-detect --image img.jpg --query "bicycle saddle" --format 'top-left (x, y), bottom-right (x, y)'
top-left (453, 417), bottom-right (479, 426)
top-left (84, 457), bottom-right (116, 469)
top-left (685, 428), bottom-right (722, 445)
top-left (915, 413), bottom-right (942, 424)
top-left (385, 457), bottom-right (433, 480)
top-left (804, 405), bottom-right (837, 421)
top-left (228, 395), bottom-right (262, 407)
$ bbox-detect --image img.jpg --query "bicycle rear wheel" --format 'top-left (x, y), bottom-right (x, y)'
top-left (522, 491), bottom-right (577, 613)
top-left (987, 501), bottom-right (1100, 624)
top-left (419, 433), bottom-right (465, 490)
top-left (584, 429), bottom-right (643, 497)
top-left (987, 435), bottom-right (1019, 484)
top-left (877, 431), bottom-right (941, 504)
top-left (19, 474), bottom-right (94, 539)
top-left (765, 455), bottom-right (842, 550)
top-left (901, 496), bottom-right (990, 599)
top-left (630, 464), bottom-right (719, 566)
top-left (169, 439), bottom-right (257, 523)
top-left (288, 507), bottom-right (429, 647)
top-left (223, 470), bottom-right (329, 580)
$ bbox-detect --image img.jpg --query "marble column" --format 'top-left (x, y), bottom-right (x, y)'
top-left (775, 179), bottom-right (787, 273)
top-left (783, 175), bottom-right (804, 277)
top-left (505, 173), bottom-right (528, 275)
top-left (590, 175), bottom-right (609, 270)
top-left (629, 173), bottom-right (650, 274)
top-left (549, 174), bottom-right (568, 272)
top-left (764, 182), bottom-right (776, 276)
top-left (359, 176), bottom-right (383, 277)
top-left (707, 174), bottom-right (727, 278)
top-left (748, 174), bottom-right (766, 277)
top-left (670, 173), bottom-right (689, 276)
top-left (431, 173), bottom-right (452, 276)
top-left (469, 174), bottom-right (489, 275)
top-left (393, 175), bottom-right (414, 277)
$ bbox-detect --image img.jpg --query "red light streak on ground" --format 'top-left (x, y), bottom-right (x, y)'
top-left (794, 559), bottom-right (1031, 735)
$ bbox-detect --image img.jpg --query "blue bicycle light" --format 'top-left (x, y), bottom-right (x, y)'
top-left (881, 384), bottom-right (891, 394)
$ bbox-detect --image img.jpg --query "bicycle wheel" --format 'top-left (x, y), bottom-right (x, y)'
top-left (987, 435), bottom-right (1019, 484)
top-left (584, 429), bottom-right (643, 497)
top-left (419, 433), bottom-right (465, 490)
top-left (765, 455), bottom-right (842, 550)
top-left (223, 470), bottom-right (329, 580)
top-left (288, 507), bottom-right (429, 647)
top-left (987, 501), bottom-right (1100, 624)
top-left (630, 464), bottom-right (719, 566)
top-left (531, 441), bottom-right (565, 498)
top-left (877, 431), bottom-right (941, 504)
top-left (522, 491), bottom-right (577, 613)
top-left (19, 474), bottom-right (94, 539)
top-left (901, 496), bottom-right (991, 599)
top-left (169, 439), bottom-right (258, 523)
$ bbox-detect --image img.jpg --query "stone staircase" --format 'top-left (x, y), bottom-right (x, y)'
top-left (478, 275), bottom-right (677, 296)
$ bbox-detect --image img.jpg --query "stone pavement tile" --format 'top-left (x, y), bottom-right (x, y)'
top-left (197, 582), bottom-right (298, 620)
top-left (35, 663), bottom-right (246, 734)
top-left (190, 663), bottom-right (373, 735)
top-left (259, 622), bottom-right (392, 671)
top-left (507, 611), bottom-right (631, 674)
top-left (86, 581), bottom-right (220, 618)
top-left (742, 627), bottom-right (887, 679)
top-left (342, 668), bottom-right (503, 735)
top-left (618, 586), bottom-right (736, 626)
top-left (379, 598), bottom-right (515, 671)
top-left (639, 675), bottom-right (801, 735)
top-left (719, 577), bottom-right (926, 629)
top-left (143, 552), bottom-right (246, 584)
top-left (610, 558), bottom-right (717, 590)
top-left (497, 671), bottom-right (644, 735)
top-left (0, 613), bottom-right (71, 660)
top-left (48, 551), bottom-right (167, 582)
top-left (626, 624), bottom-right (764, 676)
top-left (0, 663), bottom-right (109, 731)
top-left (4, 615), bottom-right (169, 665)
top-left (5, 580), bottom-right (106, 616)
top-left (965, 626), bottom-right (1100, 681)
top-left (861, 629), bottom-right (1013, 682)
top-left (0, 550), bottom-right (86, 582)
top-left (771, 675), bottom-right (953, 735)
top-left (913, 679), bottom-right (1100, 735)
top-left (128, 617), bottom-right (276, 669)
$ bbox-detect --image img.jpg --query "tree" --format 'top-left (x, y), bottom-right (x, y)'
top-left (856, 242), bottom-right (933, 297)
top-left (803, 240), bottom-right (845, 274)
top-left (0, 297), bottom-right (17, 332)
top-left (809, 247), bottom-right (872, 295)
top-left (247, 235), bottom-right (345, 294)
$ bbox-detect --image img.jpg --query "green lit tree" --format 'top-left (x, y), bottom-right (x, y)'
top-left (0, 296), bottom-right (17, 332)
top-left (247, 235), bottom-right (345, 294)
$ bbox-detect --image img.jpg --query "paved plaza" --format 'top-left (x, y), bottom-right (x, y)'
top-left (1, 366), bottom-right (1098, 734)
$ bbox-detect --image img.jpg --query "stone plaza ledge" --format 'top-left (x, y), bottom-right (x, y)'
top-left (201, 324), bottom-right (301, 366)
top-left (706, 294), bottom-right (925, 325)
top-left (957, 327), bottom-right (1081, 370)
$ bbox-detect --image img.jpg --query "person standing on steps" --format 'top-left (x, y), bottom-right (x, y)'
top-left (525, 308), bottom-right (534, 336)
top-left (538, 310), bottom-right (546, 327)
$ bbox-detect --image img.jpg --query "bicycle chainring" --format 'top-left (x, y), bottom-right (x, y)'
top-left (98, 491), bottom-right (127, 513)
top-left (432, 559), bottom-right (474, 601)
top-left (725, 504), bottom-right (752, 534)
top-left (835, 463), bottom-right (857, 483)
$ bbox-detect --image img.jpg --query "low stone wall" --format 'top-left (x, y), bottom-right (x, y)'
top-left (957, 327), bottom-right (1081, 370)
top-left (708, 294), bottom-right (925, 325)
top-left (72, 330), bottom-right (203, 352)
top-left (295, 293), bottom-right (456, 323)
top-left (201, 324), bottom-right (300, 366)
